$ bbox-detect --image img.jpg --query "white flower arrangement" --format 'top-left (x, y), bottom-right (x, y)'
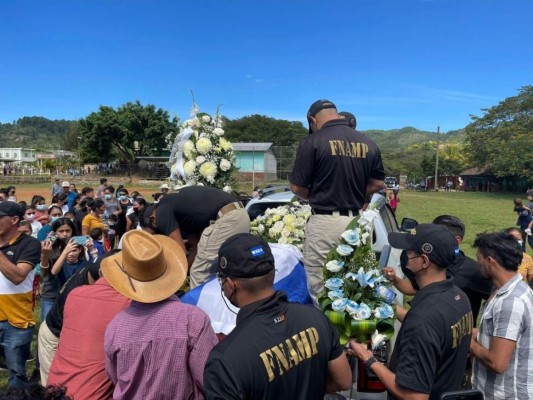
top-left (168, 102), bottom-right (237, 190)
top-left (319, 206), bottom-right (396, 344)
top-left (250, 202), bottom-right (312, 251)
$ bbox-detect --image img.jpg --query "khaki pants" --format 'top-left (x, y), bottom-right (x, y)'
top-left (303, 214), bottom-right (355, 306)
top-left (38, 319), bottom-right (59, 385)
top-left (190, 208), bottom-right (250, 288)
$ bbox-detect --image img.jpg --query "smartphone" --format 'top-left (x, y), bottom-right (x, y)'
top-left (46, 231), bottom-right (58, 244)
top-left (379, 244), bottom-right (392, 269)
top-left (72, 236), bottom-right (90, 246)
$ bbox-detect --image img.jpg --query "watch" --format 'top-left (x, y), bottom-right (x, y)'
top-left (364, 356), bottom-right (378, 371)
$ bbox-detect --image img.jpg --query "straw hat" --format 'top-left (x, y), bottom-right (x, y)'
top-left (101, 230), bottom-right (187, 303)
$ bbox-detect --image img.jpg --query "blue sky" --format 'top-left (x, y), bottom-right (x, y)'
top-left (1, 0), bottom-right (531, 132)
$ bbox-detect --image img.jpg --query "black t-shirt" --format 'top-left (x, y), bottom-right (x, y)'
top-left (290, 119), bottom-right (385, 211)
top-left (0, 232), bottom-right (41, 268)
top-left (155, 187), bottom-right (236, 235)
top-left (402, 251), bottom-right (491, 324)
top-left (204, 291), bottom-right (344, 400)
top-left (388, 279), bottom-right (472, 400)
top-left (46, 266), bottom-right (91, 337)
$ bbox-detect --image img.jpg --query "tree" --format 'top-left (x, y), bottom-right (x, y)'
top-left (465, 86), bottom-right (533, 182)
top-left (223, 115), bottom-right (307, 146)
top-left (78, 101), bottom-right (179, 163)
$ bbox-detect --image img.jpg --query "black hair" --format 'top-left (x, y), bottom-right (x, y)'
top-left (81, 187), bottom-right (94, 196)
top-left (100, 178), bottom-right (107, 184)
top-left (105, 185), bottom-right (115, 194)
top-left (118, 188), bottom-right (129, 195)
top-left (3, 382), bottom-right (73, 399)
top-left (89, 227), bottom-right (103, 240)
top-left (88, 199), bottom-right (105, 212)
top-left (18, 201), bottom-right (27, 208)
top-left (51, 218), bottom-right (78, 236)
top-left (25, 204), bottom-right (36, 211)
top-left (134, 197), bottom-right (147, 208)
top-left (31, 195), bottom-right (46, 207)
top-left (47, 205), bottom-right (63, 216)
top-left (432, 215), bottom-right (466, 239)
top-left (53, 192), bottom-right (67, 203)
top-left (473, 232), bottom-right (523, 272)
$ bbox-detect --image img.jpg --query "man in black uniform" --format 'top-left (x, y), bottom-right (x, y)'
top-left (339, 111), bottom-right (357, 129)
top-left (290, 99), bottom-right (385, 304)
top-left (384, 215), bottom-right (491, 325)
top-left (349, 224), bottom-right (473, 400)
top-left (153, 186), bottom-right (250, 288)
top-left (204, 233), bottom-right (352, 399)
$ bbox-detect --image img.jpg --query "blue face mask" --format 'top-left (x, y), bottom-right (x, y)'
top-left (119, 195), bottom-right (127, 201)
top-left (50, 216), bottom-right (59, 223)
top-left (105, 194), bottom-right (112, 200)
top-left (36, 204), bottom-right (46, 211)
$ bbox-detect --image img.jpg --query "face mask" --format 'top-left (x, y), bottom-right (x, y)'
top-left (50, 216), bottom-right (59, 223)
top-left (26, 214), bottom-right (36, 222)
top-left (36, 204), bottom-right (46, 211)
top-left (119, 195), bottom-right (127, 201)
top-left (105, 194), bottom-right (112, 200)
top-left (518, 240), bottom-right (524, 247)
top-left (133, 207), bottom-right (140, 213)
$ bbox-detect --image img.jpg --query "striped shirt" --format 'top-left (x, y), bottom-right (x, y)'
top-left (0, 233), bottom-right (41, 328)
top-left (472, 274), bottom-right (533, 399)
top-left (104, 295), bottom-right (218, 400)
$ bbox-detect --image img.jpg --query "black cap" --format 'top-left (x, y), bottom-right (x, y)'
top-left (209, 233), bottom-right (274, 278)
top-left (339, 111), bottom-right (357, 129)
top-left (307, 99), bottom-right (337, 134)
top-left (388, 223), bottom-right (456, 268)
top-left (0, 202), bottom-right (24, 219)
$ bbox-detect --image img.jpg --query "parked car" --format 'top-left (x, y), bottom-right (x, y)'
top-left (244, 186), bottom-right (301, 220)
top-left (384, 177), bottom-right (398, 189)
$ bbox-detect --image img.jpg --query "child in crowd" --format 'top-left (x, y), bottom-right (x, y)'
top-left (388, 191), bottom-right (399, 213)
top-left (24, 205), bottom-right (42, 238)
top-left (90, 227), bottom-right (105, 256)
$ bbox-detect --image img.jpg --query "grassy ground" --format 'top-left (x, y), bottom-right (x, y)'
top-left (0, 184), bottom-right (530, 389)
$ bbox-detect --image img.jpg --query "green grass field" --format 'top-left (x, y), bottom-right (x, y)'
top-left (0, 186), bottom-right (530, 390)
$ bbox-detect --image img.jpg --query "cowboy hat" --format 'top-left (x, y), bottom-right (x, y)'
top-left (101, 230), bottom-right (187, 303)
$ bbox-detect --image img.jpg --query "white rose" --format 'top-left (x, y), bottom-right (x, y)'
top-left (213, 127), bottom-right (225, 136)
top-left (196, 156), bottom-right (206, 164)
top-left (220, 159), bottom-right (231, 172)
top-left (223, 185), bottom-right (232, 193)
top-left (201, 115), bottom-right (211, 123)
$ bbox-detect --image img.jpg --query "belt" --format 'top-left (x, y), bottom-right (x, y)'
top-left (313, 209), bottom-right (359, 217)
top-left (217, 201), bottom-right (244, 220)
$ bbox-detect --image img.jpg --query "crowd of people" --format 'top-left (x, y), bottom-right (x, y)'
top-left (0, 99), bottom-right (531, 400)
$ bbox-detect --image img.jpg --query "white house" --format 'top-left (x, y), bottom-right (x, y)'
top-left (0, 148), bottom-right (37, 165)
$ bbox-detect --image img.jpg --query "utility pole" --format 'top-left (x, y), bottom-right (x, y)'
top-left (434, 126), bottom-right (440, 191)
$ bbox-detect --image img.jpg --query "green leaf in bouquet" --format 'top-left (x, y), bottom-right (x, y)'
top-left (349, 319), bottom-right (377, 342)
top-left (376, 318), bottom-right (396, 339)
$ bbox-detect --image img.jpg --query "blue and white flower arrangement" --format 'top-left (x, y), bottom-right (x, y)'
top-left (319, 206), bottom-right (396, 343)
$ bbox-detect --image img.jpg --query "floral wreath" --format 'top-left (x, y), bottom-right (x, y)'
top-left (319, 206), bottom-right (396, 344)
top-left (168, 103), bottom-right (237, 192)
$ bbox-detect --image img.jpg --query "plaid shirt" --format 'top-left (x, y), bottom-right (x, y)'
top-left (105, 295), bottom-right (218, 400)
top-left (472, 274), bottom-right (533, 399)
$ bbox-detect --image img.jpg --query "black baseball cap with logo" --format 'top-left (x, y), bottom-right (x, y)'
top-left (307, 99), bottom-right (337, 134)
top-left (209, 233), bottom-right (274, 278)
top-left (339, 111), bottom-right (356, 129)
top-left (0, 202), bottom-right (24, 219)
top-left (388, 223), bottom-right (456, 268)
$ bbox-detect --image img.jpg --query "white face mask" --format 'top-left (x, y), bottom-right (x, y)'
top-left (518, 240), bottom-right (524, 247)
top-left (26, 214), bottom-right (36, 222)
